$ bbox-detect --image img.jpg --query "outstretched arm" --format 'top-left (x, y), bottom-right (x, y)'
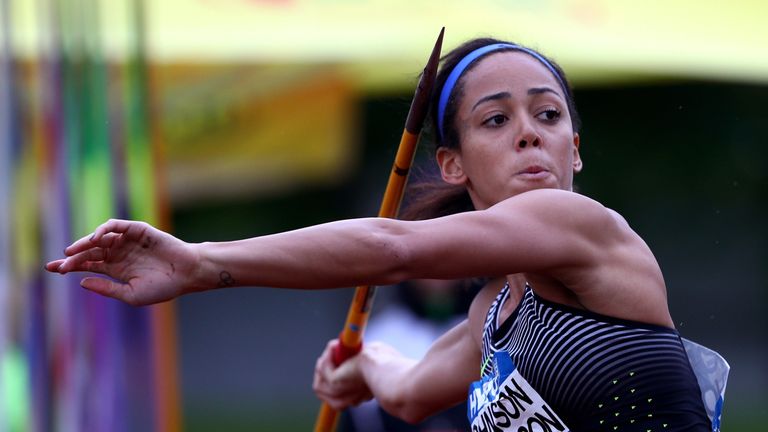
top-left (46, 189), bottom-right (619, 305)
top-left (45, 216), bottom-right (421, 305)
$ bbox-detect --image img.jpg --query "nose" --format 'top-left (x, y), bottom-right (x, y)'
top-left (515, 119), bottom-right (541, 150)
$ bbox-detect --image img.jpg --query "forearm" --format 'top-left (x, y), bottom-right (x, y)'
top-left (358, 321), bottom-right (479, 424)
top-left (358, 347), bottom-right (419, 421)
top-left (190, 217), bottom-right (413, 292)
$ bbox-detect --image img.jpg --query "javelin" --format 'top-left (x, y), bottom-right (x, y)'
top-left (313, 27), bottom-right (444, 432)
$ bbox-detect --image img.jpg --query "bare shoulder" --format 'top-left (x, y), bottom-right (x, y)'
top-left (597, 203), bottom-right (629, 225)
top-left (489, 189), bottom-right (629, 252)
top-left (450, 190), bottom-right (671, 327)
top-left (398, 190), bottom-right (635, 288)
top-left (494, 190), bottom-right (653, 269)
top-left (493, 189), bottom-right (618, 229)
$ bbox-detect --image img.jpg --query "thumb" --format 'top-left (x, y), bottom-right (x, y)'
top-left (80, 277), bottom-right (135, 305)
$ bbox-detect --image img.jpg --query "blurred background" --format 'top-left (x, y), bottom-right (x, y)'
top-left (1, 0), bottom-right (766, 431)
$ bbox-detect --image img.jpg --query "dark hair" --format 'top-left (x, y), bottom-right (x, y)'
top-left (401, 38), bottom-right (580, 221)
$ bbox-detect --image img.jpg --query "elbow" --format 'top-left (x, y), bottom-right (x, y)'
top-left (378, 389), bottom-right (430, 425)
top-left (366, 219), bottom-right (416, 284)
top-left (400, 408), bottom-right (431, 425)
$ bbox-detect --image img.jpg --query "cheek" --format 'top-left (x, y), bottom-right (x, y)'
top-left (462, 140), bottom-right (498, 167)
top-left (547, 131), bottom-right (575, 162)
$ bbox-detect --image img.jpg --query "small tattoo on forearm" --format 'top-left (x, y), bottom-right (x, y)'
top-left (218, 271), bottom-right (235, 288)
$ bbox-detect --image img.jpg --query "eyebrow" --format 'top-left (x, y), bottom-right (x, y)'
top-left (471, 92), bottom-right (512, 112)
top-left (471, 87), bottom-right (562, 112)
top-left (528, 86), bottom-right (561, 98)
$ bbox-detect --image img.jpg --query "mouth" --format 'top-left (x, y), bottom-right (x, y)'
top-left (516, 165), bottom-right (551, 180)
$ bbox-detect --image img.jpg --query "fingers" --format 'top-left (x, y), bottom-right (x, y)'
top-left (45, 264), bottom-right (131, 304)
top-left (45, 259), bottom-right (66, 272)
top-left (95, 232), bottom-right (120, 252)
top-left (94, 219), bottom-right (150, 243)
top-left (313, 340), bottom-right (338, 388)
top-left (80, 277), bottom-right (133, 304)
top-left (315, 381), bottom-right (372, 409)
top-left (65, 220), bottom-right (148, 256)
top-left (65, 232), bottom-right (99, 256)
top-left (314, 340), bottom-right (343, 406)
top-left (55, 247), bottom-right (109, 274)
top-left (313, 339), bottom-right (372, 410)
top-left (46, 232), bottom-right (123, 276)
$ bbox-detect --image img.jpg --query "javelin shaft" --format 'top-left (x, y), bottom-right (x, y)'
top-left (314, 27), bottom-right (444, 432)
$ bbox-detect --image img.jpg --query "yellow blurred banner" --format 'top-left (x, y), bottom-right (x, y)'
top-left (12, 0), bottom-right (768, 86)
top-left (10, 0), bottom-right (767, 202)
top-left (156, 64), bottom-right (357, 203)
top-left (154, 0), bottom-right (768, 87)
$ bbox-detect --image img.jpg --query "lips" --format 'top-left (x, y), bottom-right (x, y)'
top-left (518, 165), bottom-right (547, 174)
top-left (516, 165), bottom-right (551, 180)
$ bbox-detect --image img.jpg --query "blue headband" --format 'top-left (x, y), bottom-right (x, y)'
top-left (437, 43), bottom-right (567, 141)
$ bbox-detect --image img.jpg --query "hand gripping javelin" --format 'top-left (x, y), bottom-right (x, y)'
top-left (314, 27), bottom-right (444, 432)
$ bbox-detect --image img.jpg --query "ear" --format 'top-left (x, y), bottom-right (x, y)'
top-left (436, 147), bottom-right (467, 185)
top-left (572, 133), bottom-right (583, 173)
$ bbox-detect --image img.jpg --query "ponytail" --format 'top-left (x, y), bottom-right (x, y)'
top-left (401, 180), bottom-right (474, 221)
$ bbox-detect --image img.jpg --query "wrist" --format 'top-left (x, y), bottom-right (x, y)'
top-left (187, 242), bottom-right (213, 293)
top-left (188, 241), bottom-right (242, 292)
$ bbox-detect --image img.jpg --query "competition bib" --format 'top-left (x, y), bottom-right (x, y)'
top-left (468, 351), bottom-right (569, 432)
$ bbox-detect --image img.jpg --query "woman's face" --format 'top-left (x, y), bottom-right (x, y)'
top-left (437, 51), bottom-right (582, 210)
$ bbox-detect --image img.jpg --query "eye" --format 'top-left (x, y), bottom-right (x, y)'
top-left (536, 108), bottom-right (561, 122)
top-left (482, 114), bottom-right (508, 127)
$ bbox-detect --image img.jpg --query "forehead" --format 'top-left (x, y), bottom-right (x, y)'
top-left (460, 51), bottom-right (564, 100)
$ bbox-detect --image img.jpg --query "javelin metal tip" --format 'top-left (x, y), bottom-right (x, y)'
top-left (404, 28), bottom-right (444, 134)
top-left (428, 27), bottom-right (445, 70)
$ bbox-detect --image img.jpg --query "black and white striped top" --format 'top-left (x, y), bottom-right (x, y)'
top-left (481, 283), bottom-right (710, 431)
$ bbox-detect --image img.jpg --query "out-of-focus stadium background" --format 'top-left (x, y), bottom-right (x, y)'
top-left (1, 1), bottom-right (766, 431)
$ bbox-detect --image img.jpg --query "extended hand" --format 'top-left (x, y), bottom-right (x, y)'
top-left (45, 219), bottom-right (199, 306)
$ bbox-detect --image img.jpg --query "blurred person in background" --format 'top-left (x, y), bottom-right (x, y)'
top-left (46, 37), bottom-right (727, 431)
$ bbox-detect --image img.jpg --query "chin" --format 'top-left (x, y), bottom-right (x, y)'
top-left (513, 178), bottom-right (559, 194)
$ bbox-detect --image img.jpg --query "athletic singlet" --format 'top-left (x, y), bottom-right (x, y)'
top-left (480, 283), bottom-right (710, 431)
